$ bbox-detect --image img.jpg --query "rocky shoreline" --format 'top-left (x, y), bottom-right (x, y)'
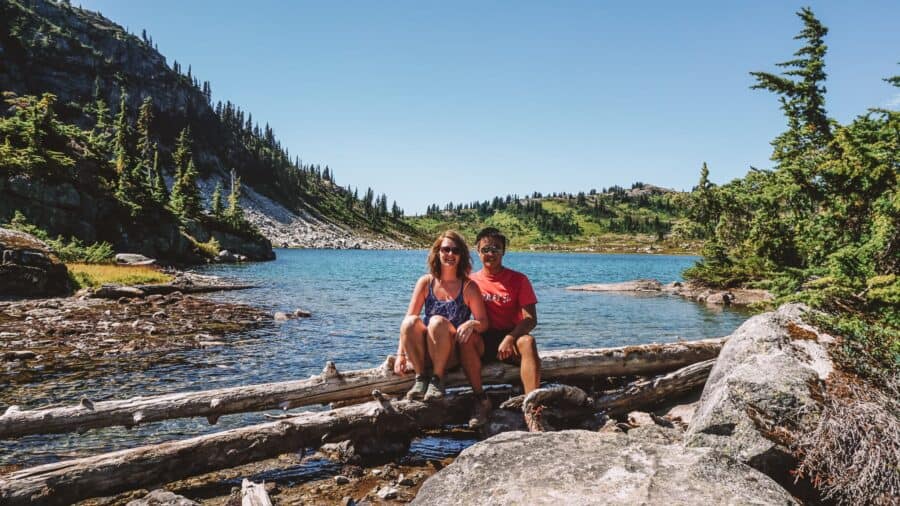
top-left (567, 278), bottom-right (774, 307)
top-left (0, 289), bottom-right (270, 406)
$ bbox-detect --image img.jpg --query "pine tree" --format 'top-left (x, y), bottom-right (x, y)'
top-left (112, 88), bottom-right (131, 175)
top-left (135, 97), bottom-right (153, 167)
top-left (150, 147), bottom-right (168, 204)
top-left (169, 127), bottom-right (200, 219)
top-left (750, 7), bottom-right (831, 162)
top-left (211, 182), bottom-right (224, 217)
top-left (226, 169), bottom-right (244, 225)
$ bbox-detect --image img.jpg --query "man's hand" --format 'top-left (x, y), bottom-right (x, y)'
top-left (393, 354), bottom-right (408, 375)
top-left (456, 321), bottom-right (477, 343)
top-left (497, 335), bottom-right (519, 361)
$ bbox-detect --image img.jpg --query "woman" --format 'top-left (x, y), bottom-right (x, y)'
top-left (394, 230), bottom-right (489, 401)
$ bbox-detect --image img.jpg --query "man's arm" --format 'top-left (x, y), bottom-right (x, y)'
top-left (497, 304), bottom-right (537, 360)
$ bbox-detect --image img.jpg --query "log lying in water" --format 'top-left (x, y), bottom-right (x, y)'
top-left (0, 338), bottom-right (725, 439)
top-left (0, 360), bottom-right (716, 506)
top-left (0, 393), bottom-right (476, 506)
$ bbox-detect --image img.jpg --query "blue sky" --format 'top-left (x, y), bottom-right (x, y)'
top-left (79, 1), bottom-right (899, 214)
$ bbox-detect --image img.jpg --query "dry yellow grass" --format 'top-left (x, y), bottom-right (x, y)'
top-left (67, 263), bottom-right (173, 289)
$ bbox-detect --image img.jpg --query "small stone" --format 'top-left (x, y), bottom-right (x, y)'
top-left (371, 469), bottom-right (382, 476)
top-left (397, 473), bottom-right (414, 487)
top-left (152, 311), bottom-right (167, 320)
top-left (334, 475), bottom-right (351, 485)
top-left (341, 497), bottom-right (355, 506)
top-left (293, 308), bottom-right (312, 318)
top-left (376, 487), bottom-right (398, 500)
top-left (117, 297), bottom-right (132, 305)
top-left (273, 311), bottom-right (289, 321)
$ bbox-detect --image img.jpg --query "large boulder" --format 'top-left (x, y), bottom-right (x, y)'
top-left (0, 227), bottom-right (69, 297)
top-left (412, 430), bottom-right (797, 505)
top-left (685, 304), bottom-right (833, 477)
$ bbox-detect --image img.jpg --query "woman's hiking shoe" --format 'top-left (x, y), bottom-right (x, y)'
top-left (405, 375), bottom-right (430, 400)
top-left (468, 397), bottom-right (492, 428)
top-left (423, 376), bottom-right (445, 401)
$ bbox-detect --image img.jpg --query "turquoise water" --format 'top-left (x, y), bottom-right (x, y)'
top-left (2, 249), bottom-right (749, 466)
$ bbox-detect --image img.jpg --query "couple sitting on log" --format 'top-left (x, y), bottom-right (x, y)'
top-left (394, 227), bottom-right (542, 431)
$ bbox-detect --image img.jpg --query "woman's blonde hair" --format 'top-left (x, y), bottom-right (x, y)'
top-left (427, 230), bottom-right (472, 279)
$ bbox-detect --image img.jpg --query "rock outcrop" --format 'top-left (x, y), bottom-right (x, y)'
top-left (566, 279), bottom-right (663, 292)
top-left (413, 430), bottom-right (797, 505)
top-left (0, 228), bottom-right (69, 297)
top-left (685, 303), bottom-right (833, 482)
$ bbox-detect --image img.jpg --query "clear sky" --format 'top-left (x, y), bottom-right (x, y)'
top-left (78, 1), bottom-right (899, 214)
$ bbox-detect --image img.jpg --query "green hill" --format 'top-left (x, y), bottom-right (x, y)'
top-left (406, 183), bottom-right (703, 254)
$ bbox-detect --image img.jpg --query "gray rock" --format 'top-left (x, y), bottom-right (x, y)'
top-left (293, 308), bottom-right (312, 318)
top-left (273, 311), bottom-right (289, 321)
top-left (566, 278), bottom-right (663, 292)
top-left (685, 303), bottom-right (834, 477)
top-left (412, 431), bottom-right (797, 505)
top-left (376, 486), bottom-right (398, 500)
top-left (116, 253), bottom-right (156, 265)
top-left (0, 228), bottom-right (70, 297)
top-left (126, 489), bottom-right (199, 506)
top-left (334, 475), bottom-right (351, 485)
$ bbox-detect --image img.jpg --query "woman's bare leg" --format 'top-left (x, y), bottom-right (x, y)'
top-left (426, 316), bottom-right (456, 378)
top-left (399, 315), bottom-right (427, 374)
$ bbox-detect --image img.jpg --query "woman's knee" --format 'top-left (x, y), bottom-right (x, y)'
top-left (400, 315), bottom-right (422, 332)
top-left (427, 315), bottom-right (450, 332)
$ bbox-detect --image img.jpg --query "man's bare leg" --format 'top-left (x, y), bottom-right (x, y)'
top-left (458, 333), bottom-right (485, 393)
top-left (516, 334), bottom-right (541, 393)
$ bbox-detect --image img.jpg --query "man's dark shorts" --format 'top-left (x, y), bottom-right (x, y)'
top-left (481, 328), bottom-right (520, 364)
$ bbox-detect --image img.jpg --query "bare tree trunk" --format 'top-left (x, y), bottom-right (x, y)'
top-left (0, 361), bottom-right (718, 506)
top-left (0, 338), bottom-right (724, 438)
top-left (595, 359), bottom-right (714, 416)
top-left (0, 394), bottom-right (474, 506)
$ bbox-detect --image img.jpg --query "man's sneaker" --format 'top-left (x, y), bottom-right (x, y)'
top-left (405, 375), bottom-right (429, 400)
top-left (423, 376), bottom-right (445, 401)
top-left (468, 397), bottom-right (492, 428)
top-left (524, 405), bottom-right (546, 432)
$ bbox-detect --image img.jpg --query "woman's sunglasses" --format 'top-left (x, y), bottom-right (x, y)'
top-left (440, 246), bottom-right (461, 255)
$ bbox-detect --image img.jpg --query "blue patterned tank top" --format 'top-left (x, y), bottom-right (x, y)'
top-left (423, 277), bottom-right (472, 328)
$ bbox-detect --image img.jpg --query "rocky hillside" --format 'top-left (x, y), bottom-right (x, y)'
top-left (0, 0), bottom-right (419, 255)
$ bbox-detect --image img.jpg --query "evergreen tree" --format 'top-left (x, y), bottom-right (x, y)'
top-left (226, 169), bottom-right (244, 224)
top-left (169, 127), bottom-right (201, 219)
top-left (112, 88), bottom-right (131, 175)
top-left (150, 147), bottom-right (167, 204)
top-left (211, 181), bottom-right (224, 217)
top-left (135, 96), bottom-right (153, 167)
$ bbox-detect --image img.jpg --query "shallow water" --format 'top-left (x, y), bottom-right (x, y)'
top-left (1, 249), bottom-right (748, 467)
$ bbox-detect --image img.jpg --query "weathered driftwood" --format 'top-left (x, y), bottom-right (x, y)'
top-left (0, 394), bottom-right (477, 506)
top-left (595, 359), bottom-right (715, 416)
top-left (0, 361), bottom-right (718, 506)
top-left (241, 479), bottom-right (272, 506)
top-left (0, 338), bottom-right (725, 438)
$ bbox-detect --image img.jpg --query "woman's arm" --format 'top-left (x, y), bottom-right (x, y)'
top-left (458, 282), bottom-right (489, 343)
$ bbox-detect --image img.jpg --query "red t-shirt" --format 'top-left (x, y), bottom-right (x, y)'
top-left (471, 268), bottom-right (538, 330)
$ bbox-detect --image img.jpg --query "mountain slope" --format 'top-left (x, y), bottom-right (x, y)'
top-left (0, 0), bottom-right (419, 253)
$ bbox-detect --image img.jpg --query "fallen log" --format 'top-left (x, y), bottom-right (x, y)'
top-left (0, 361), bottom-right (717, 506)
top-left (595, 359), bottom-right (715, 416)
top-left (0, 338), bottom-right (725, 438)
top-left (0, 394), bottom-right (477, 506)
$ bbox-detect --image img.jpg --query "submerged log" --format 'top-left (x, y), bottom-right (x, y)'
top-left (595, 359), bottom-right (715, 416)
top-left (0, 338), bottom-right (725, 438)
top-left (0, 394), bottom-right (478, 506)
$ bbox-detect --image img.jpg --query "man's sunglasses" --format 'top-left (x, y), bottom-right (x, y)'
top-left (479, 246), bottom-right (502, 255)
top-left (440, 246), bottom-right (461, 255)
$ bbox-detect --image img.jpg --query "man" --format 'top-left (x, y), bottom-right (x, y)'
top-left (458, 227), bottom-right (541, 431)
